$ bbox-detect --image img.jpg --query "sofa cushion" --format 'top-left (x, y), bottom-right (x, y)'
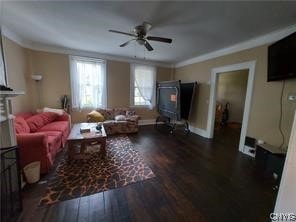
top-left (26, 112), bottom-right (59, 132)
top-left (38, 121), bottom-right (69, 132)
top-left (97, 108), bottom-right (114, 120)
top-left (114, 108), bottom-right (127, 116)
top-left (14, 117), bottom-right (30, 134)
top-left (87, 110), bottom-right (105, 122)
top-left (37, 121), bottom-right (69, 144)
top-left (15, 112), bottom-right (34, 120)
top-left (115, 115), bottom-right (126, 121)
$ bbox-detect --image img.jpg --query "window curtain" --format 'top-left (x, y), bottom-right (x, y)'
top-left (131, 64), bottom-right (156, 109)
top-left (70, 56), bottom-right (106, 110)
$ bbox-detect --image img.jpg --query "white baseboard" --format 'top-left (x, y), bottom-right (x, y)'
top-left (138, 119), bottom-right (210, 139)
top-left (189, 125), bottom-right (210, 138)
top-left (138, 119), bottom-right (157, 126)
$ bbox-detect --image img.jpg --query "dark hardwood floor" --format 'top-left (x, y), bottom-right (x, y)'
top-left (17, 125), bottom-right (277, 222)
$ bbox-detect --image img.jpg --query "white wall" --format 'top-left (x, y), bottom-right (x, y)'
top-left (274, 111), bottom-right (296, 213)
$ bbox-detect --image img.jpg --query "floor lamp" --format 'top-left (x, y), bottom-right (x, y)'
top-left (31, 74), bottom-right (42, 108)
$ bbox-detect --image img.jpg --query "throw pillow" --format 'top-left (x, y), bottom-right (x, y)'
top-left (43, 107), bottom-right (64, 116)
top-left (115, 115), bottom-right (126, 121)
top-left (41, 112), bottom-right (59, 124)
top-left (114, 108), bottom-right (126, 116)
top-left (87, 110), bottom-right (105, 122)
top-left (126, 109), bottom-right (136, 117)
top-left (97, 108), bottom-right (114, 120)
top-left (26, 112), bottom-right (59, 132)
top-left (14, 117), bottom-right (30, 134)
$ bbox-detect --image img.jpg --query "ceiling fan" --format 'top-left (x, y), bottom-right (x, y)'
top-left (108, 22), bottom-right (172, 51)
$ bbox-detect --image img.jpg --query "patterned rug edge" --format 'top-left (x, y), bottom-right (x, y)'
top-left (38, 135), bottom-right (156, 206)
top-left (39, 173), bottom-right (155, 207)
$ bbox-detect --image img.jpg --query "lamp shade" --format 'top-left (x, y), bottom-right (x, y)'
top-left (31, 75), bottom-right (42, 81)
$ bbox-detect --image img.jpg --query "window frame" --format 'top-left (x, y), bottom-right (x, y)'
top-left (130, 63), bottom-right (156, 108)
top-left (69, 55), bottom-right (107, 110)
top-left (0, 29), bottom-right (7, 86)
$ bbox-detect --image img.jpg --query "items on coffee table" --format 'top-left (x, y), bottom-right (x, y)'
top-left (67, 123), bottom-right (107, 160)
top-left (80, 123), bottom-right (91, 133)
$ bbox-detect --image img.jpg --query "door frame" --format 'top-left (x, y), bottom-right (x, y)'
top-left (206, 61), bottom-right (256, 153)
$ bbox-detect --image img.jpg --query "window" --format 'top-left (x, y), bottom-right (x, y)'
top-left (130, 64), bottom-right (156, 109)
top-left (70, 56), bottom-right (106, 110)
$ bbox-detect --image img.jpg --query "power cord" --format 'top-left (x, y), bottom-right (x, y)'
top-left (278, 80), bottom-right (285, 150)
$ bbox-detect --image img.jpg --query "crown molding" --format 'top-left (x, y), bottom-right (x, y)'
top-left (175, 24), bottom-right (296, 68)
top-left (29, 42), bottom-right (174, 68)
top-left (2, 26), bottom-right (29, 47)
top-left (2, 27), bottom-right (173, 68)
top-left (3, 24), bottom-right (296, 69)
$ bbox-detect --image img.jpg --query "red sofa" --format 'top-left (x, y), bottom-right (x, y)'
top-left (14, 111), bottom-right (71, 174)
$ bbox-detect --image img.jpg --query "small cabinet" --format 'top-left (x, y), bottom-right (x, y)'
top-left (255, 143), bottom-right (286, 179)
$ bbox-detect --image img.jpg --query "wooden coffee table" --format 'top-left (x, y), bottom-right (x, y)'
top-left (67, 123), bottom-right (107, 160)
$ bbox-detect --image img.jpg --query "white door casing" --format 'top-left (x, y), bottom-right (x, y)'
top-left (207, 61), bottom-right (256, 153)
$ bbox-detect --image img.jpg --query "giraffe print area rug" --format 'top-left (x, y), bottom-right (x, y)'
top-left (40, 135), bottom-right (155, 205)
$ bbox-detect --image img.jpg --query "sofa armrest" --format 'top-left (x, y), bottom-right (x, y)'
top-left (126, 115), bottom-right (140, 123)
top-left (17, 133), bottom-right (55, 173)
top-left (17, 133), bottom-right (49, 155)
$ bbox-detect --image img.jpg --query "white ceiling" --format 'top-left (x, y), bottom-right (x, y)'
top-left (2, 1), bottom-right (296, 65)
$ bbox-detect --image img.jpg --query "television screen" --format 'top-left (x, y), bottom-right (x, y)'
top-left (268, 32), bottom-right (296, 82)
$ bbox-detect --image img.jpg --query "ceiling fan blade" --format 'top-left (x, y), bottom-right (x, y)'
top-left (144, 41), bottom-right (153, 51)
top-left (147, 36), bottom-right (172, 43)
top-left (109, 30), bottom-right (137, 37)
top-left (142, 22), bottom-right (152, 32)
top-left (120, 39), bottom-right (135, 47)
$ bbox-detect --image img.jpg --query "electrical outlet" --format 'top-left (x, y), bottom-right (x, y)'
top-left (288, 93), bottom-right (296, 102)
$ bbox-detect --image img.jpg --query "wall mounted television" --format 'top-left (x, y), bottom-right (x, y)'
top-left (268, 32), bottom-right (296, 82)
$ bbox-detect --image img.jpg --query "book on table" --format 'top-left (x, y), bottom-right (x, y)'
top-left (80, 123), bottom-right (91, 133)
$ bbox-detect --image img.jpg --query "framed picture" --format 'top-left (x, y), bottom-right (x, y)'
top-left (0, 28), bottom-right (7, 86)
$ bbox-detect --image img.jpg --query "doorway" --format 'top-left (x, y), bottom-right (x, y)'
top-left (206, 61), bottom-right (256, 154)
top-left (214, 69), bottom-right (249, 148)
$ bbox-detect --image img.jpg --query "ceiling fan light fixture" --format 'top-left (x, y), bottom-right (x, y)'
top-left (109, 22), bottom-right (172, 52)
top-left (136, 39), bottom-right (145, 45)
